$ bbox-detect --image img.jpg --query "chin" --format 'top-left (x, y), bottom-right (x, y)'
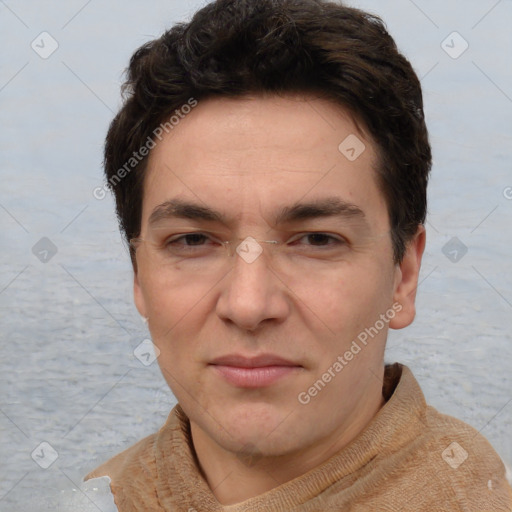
top-left (211, 401), bottom-right (298, 449)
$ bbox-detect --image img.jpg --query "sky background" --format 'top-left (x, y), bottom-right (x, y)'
top-left (1, 0), bottom-right (511, 509)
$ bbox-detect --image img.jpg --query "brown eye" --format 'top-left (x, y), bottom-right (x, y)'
top-left (290, 233), bottom-right (346, 248)
top-left (165, 233), bottom-right (210, 247)
top-left (305, 233), bottom-right (333, 246)
top-left (181, 233), bottom-right (208, 246)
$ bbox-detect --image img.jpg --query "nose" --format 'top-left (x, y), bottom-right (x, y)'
top-left (215, 244), bottom-right (290, 331)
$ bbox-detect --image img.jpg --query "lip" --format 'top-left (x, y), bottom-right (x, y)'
top-left (209, 354), bottom-right (299, 367)
top-left (209, 354), bottom-right (302, 388)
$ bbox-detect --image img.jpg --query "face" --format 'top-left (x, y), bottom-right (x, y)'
top-left (133, 94), bottom-right (424, 460)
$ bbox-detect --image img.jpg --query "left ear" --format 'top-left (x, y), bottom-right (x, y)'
top-left (389, 224), bottom-right (426, 329)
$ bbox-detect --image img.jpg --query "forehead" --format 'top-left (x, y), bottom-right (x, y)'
top-left (141, 94), bottom-right (388, 231)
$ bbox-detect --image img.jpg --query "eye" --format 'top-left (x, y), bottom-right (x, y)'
top-left (167, 233), bottom-right (210, 246)
top-left (290, 233), bottom-right (347, 248)
top-left (163, 232), bottom-right (223, 255)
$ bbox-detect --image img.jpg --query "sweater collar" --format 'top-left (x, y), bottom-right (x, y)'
top-left (154, 363), bottom-right (426, 511)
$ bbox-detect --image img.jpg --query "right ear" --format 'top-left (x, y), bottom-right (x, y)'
top-left (133, 266), bottom-right (148, 319)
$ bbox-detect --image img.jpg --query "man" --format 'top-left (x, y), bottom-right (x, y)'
top-left (85, 0), bottom-right (512, 510)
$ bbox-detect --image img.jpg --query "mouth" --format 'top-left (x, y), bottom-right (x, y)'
top-left (208, 354), bottom-right (303, 388)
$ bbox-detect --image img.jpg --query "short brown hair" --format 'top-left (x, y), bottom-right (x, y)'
top-left (104, 0), bottom-right (431, 264)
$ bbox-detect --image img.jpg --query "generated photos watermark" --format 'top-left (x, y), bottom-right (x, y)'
top-left (298, 302), bottom-right (402, 405)
top-left (93, 97), bottom-right (198, 200)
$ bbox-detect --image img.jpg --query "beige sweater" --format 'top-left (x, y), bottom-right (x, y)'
top-left (86, 363), bottom-right (512, 511)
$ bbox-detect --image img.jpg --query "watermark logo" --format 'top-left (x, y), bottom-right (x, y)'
top-left (134, 339), bottom-right (160, 366)
top-left (442, 236), bottom-right (468, 263)
top-left (32, 237), bottom-right (58, 263)
top-left (236, 237), bottom-right (263, 264)
top-left (31, 441), bottom-right (59, 469)
top-left (31, 31), bottom-right (59, 59)
top-left (441, 31), bottom-right (469, 60)
top-left (338, 134), bottom-right (366, 162)
top-left (236, 442), bottom-right (264, 467)
top-left (442, 441), bottom-right (468, 469)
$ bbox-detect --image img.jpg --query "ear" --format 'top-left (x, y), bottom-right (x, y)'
top-left (389, 225), bottom-right (426, 329)
top-left (133, 265), bottom-right (148, 319)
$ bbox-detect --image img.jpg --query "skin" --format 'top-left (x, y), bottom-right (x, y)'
top-left (133, 93), bottom-right (426, 505)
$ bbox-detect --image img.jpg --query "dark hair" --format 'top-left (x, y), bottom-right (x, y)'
top-left (104, 0), bottom-right (431, 265)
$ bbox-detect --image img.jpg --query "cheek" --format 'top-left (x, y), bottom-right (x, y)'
top-left (141, 274), bottom-right (210, 395)
top-left (140, 267), bottom-right (211, 347)
top-left (300, 261), bottom-right (395, 337)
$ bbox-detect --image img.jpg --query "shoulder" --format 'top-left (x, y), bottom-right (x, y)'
top-left (381, 365), bottom-right (512, 510)
top-left (422, 403), bottom-right (508, 481)
top-left (85, 432), bottom-right (158, 482)
top-left (406, 395), bottom-right (512, 509)
top-left (82, 405), bottom-right (188, 511)
top-left (84, 433), bottom-right (159, 511)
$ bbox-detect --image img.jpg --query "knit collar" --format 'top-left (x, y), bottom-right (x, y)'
top-left (154, 363), bottom-right (426, 511)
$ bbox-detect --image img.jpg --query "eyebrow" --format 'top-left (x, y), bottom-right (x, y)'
top-left (147, 197), bottom-right (368, 228)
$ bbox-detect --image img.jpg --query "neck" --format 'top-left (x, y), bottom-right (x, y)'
top-left (189, 379), bottom-right (386, 505)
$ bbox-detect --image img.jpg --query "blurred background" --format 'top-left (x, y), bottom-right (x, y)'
top-left (1, 0), bottom-right (511, 509)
